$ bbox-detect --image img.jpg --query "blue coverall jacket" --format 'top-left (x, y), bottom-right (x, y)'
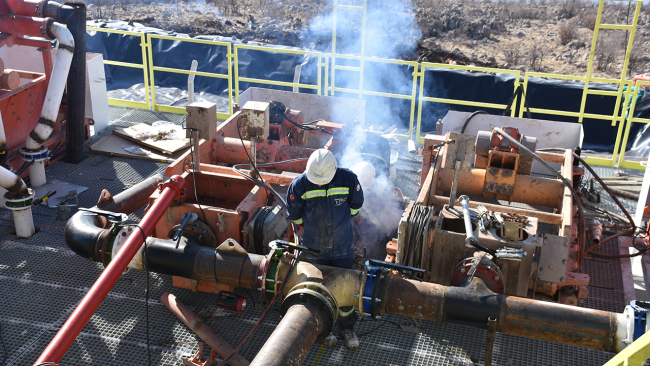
top-left (286, 168), bottom-right (364, 261)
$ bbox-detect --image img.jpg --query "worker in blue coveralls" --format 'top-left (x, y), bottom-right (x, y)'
top-left (286, 148), bottom-right (364, 349)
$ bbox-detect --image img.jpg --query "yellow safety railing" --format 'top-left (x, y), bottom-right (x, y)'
top-left (331, 0), bottom-right (367, 99)
top-left (87, 27), bottom-right (151, 110)
top-left (519, 72), bottom-right (629, 167)
top-left (324, 54), bottom-right (420, 143)
top-left (146, 34), bottom-right (233, 120)
top-left (603, 330), bottom-right (650, 366)
top-left (233, 44), bottom-right (323, 106)
top-left (416, 63), bottom-right (521, 145)
top-left (617, 80), bottom-right (650, 170)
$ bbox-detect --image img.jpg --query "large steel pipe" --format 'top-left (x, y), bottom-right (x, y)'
top-left (63, 232), bottom-right (629, 353)
top-left (250, 302), bottom-right (327, 366)
top-left (96, 173), bottom-right (164, 213)
top-left (437, 168), bottom-right (564, 208)
top-left (381, 276), bottom-right (625, 352)
top-left (35, 175), bottom-right (185, 365)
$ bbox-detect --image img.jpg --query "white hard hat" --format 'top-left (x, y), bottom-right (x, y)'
top-left (351, 161), bottom-right (375, 189)
top-left (306, 149), bottom-right (337, 185)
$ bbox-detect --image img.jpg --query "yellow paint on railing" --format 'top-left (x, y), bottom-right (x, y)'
top-left (617, 80), bottom-right (650, 170)
top-left (88, 27), bottom-right (151, 110)
top-left (603, 331), bottom-right (650, 366)
top-left (416, 63), bottom-right (520, 144)
top-left (233, 44), bottom-right (323, 105)
top-left (147, 34), bottom-right (233, 120)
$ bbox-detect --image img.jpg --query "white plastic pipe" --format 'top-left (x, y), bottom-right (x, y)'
top-left (25, 22), bottom-right (74, 150)
top-left (0, 164), bottom-right (27, 195)
top-left (13, 206), bottom-right (35, 238)
top-left (28, 160), bottom-right (46, 187)
top-left (0, 113), bottom-right (7, 152)
top-left (188, 60), bottom-right (198, 105)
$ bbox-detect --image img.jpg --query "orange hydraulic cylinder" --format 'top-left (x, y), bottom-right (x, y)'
top-left (437, 168), bottom-right (564, 208)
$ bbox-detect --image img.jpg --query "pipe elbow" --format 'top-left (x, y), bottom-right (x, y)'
top-left (64, 211), bottom-right (105, 261)
top-left (48, 21), bottom-right (74, 51)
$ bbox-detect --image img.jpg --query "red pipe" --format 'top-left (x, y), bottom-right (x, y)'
top-left (0, 15), bottom-right (52, 39)
top-left (34, 175), bottom-right (186, 365)
top-left (6, 0), bottom-right (45, 16)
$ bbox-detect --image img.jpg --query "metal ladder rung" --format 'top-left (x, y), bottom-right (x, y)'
top-left (336, 5), bottom-right (364, 10)
top-left (334, 65), bottom-right (361, 71)
top-left (598, 24), bottom-right (635, 30)
top-left (586, 89), bottom-right (619, 97)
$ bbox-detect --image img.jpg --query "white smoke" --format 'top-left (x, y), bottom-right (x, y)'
top-left (301, 0), bottom-right (422, 130)
top-left (300, 1), bottom-right (421, 256)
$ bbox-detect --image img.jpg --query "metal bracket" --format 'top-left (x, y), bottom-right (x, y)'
top-left (215, 238), bottom-right (247, 256)
top-left (538, 234), bottom-right (570, 283)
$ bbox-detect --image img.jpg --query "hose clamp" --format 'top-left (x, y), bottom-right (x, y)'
top-left (624, 300), bottom-right (650, 344)
top-left (20, 146), bottom-right (49, 162)
top-left (360, 260), bottom-right (390, 319)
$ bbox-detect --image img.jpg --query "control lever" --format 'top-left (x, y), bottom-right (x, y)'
top-left (33, 191), bottom-right (57, 206)
top-left (78, 207), bottom-right (128, 223)
top-left (172, 212), bottom-right (199, 241)
top-left (466, 252), bottom-right (488, 283)
top-left (367, 259), bottom-right (425, 282)
top-left (270, 239), bottom-right (321, 254)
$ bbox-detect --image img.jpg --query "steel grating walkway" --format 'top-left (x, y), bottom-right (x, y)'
top-left (0, 106), bottom-right (624, 365)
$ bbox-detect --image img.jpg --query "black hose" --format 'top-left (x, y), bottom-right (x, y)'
top-left (460, 110), bottom-right (488, 134)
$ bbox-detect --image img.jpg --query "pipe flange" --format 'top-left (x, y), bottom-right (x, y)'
top-left (20, 146), bottom-right (48, 162)
top-left (4, 189), bottom-right (35, 210)
top-left (111, 226), bottom-right (144, 272)
top-left (259, 244), bottom-right (285, 301)
top-left (281, 287), bottom-right (337, 336)
top-left (360, 264), bottom-right (390, 319)
top-left (450, 256), bottom-right (505, 294)
top-left (287, 282), bottom-right (338, 322)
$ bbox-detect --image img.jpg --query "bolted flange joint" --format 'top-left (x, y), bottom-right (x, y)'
top-left (281, 282), bottom-right (338, 337)
top-left (4, 188), bottom-right (35, 210)
top-left (20, 146), bottom-right (49, 162)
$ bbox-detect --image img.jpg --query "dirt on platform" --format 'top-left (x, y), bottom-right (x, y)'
top-left (88, 0), bottom-right (650, 79)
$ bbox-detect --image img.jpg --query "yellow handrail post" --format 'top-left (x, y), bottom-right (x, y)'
top-left (146, 33), bottom-right (157, 111)
top-left (317, 53), bottom-right (322, 96)
top-left (518, 73), bottom-right (530, 119)
top-left (140, 33), bottom-right (151, 109)
top-left (358, 0), bottom-right (367, 99)
top-left (234, 45), bottom-right (240, 106)
top-left (415, 64), bottom-right (427, 143)
top-left (578, 0), bottom-right (606, 123)
top-left (409, 63), bottom-right (420, 144)
top-left (227, 42), bottom-right (233, 116)
top-left (331, 0), bottom-right (338, 97)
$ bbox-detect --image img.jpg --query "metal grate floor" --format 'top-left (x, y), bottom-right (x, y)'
top-left (0, 107), bottom-right (621, 365)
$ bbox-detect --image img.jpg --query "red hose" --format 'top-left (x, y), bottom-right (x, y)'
top-left (34, 175), bottom-right (185, 365)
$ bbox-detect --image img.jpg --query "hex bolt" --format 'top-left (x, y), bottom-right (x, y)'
top-left (562, 259), bottom-right (567, 265)
top-left (560, 277), bottom-right (565, 282)
top-left (494, 276), bottom-right (499, 281)
top-left (399, 305), bottom-right (404, 310)
top-left (549, 265), bottom-right (553, 269)
top-left (460, 268), bottom-right (466, 273)
top-left (375, 298), bottom-right (382, 302)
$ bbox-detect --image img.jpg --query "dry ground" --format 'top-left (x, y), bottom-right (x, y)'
top-left (87, 0), bottom-right (650, 79)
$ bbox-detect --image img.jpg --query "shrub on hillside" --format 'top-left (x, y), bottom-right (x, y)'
top-left (559, 21), bottom-right (577, 45)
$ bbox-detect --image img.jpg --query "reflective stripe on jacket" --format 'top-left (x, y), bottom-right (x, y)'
top-left (286, 168), bottom-right (364, 257)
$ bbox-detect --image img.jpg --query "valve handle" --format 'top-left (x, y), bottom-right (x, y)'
top-left (270, 239), bottom-right (321, 254)
top-left (367, 259), bottom-right (425, 281)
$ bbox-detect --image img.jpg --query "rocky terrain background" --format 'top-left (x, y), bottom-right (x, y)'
top-left (87, 0), bottom-right (650, 79)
